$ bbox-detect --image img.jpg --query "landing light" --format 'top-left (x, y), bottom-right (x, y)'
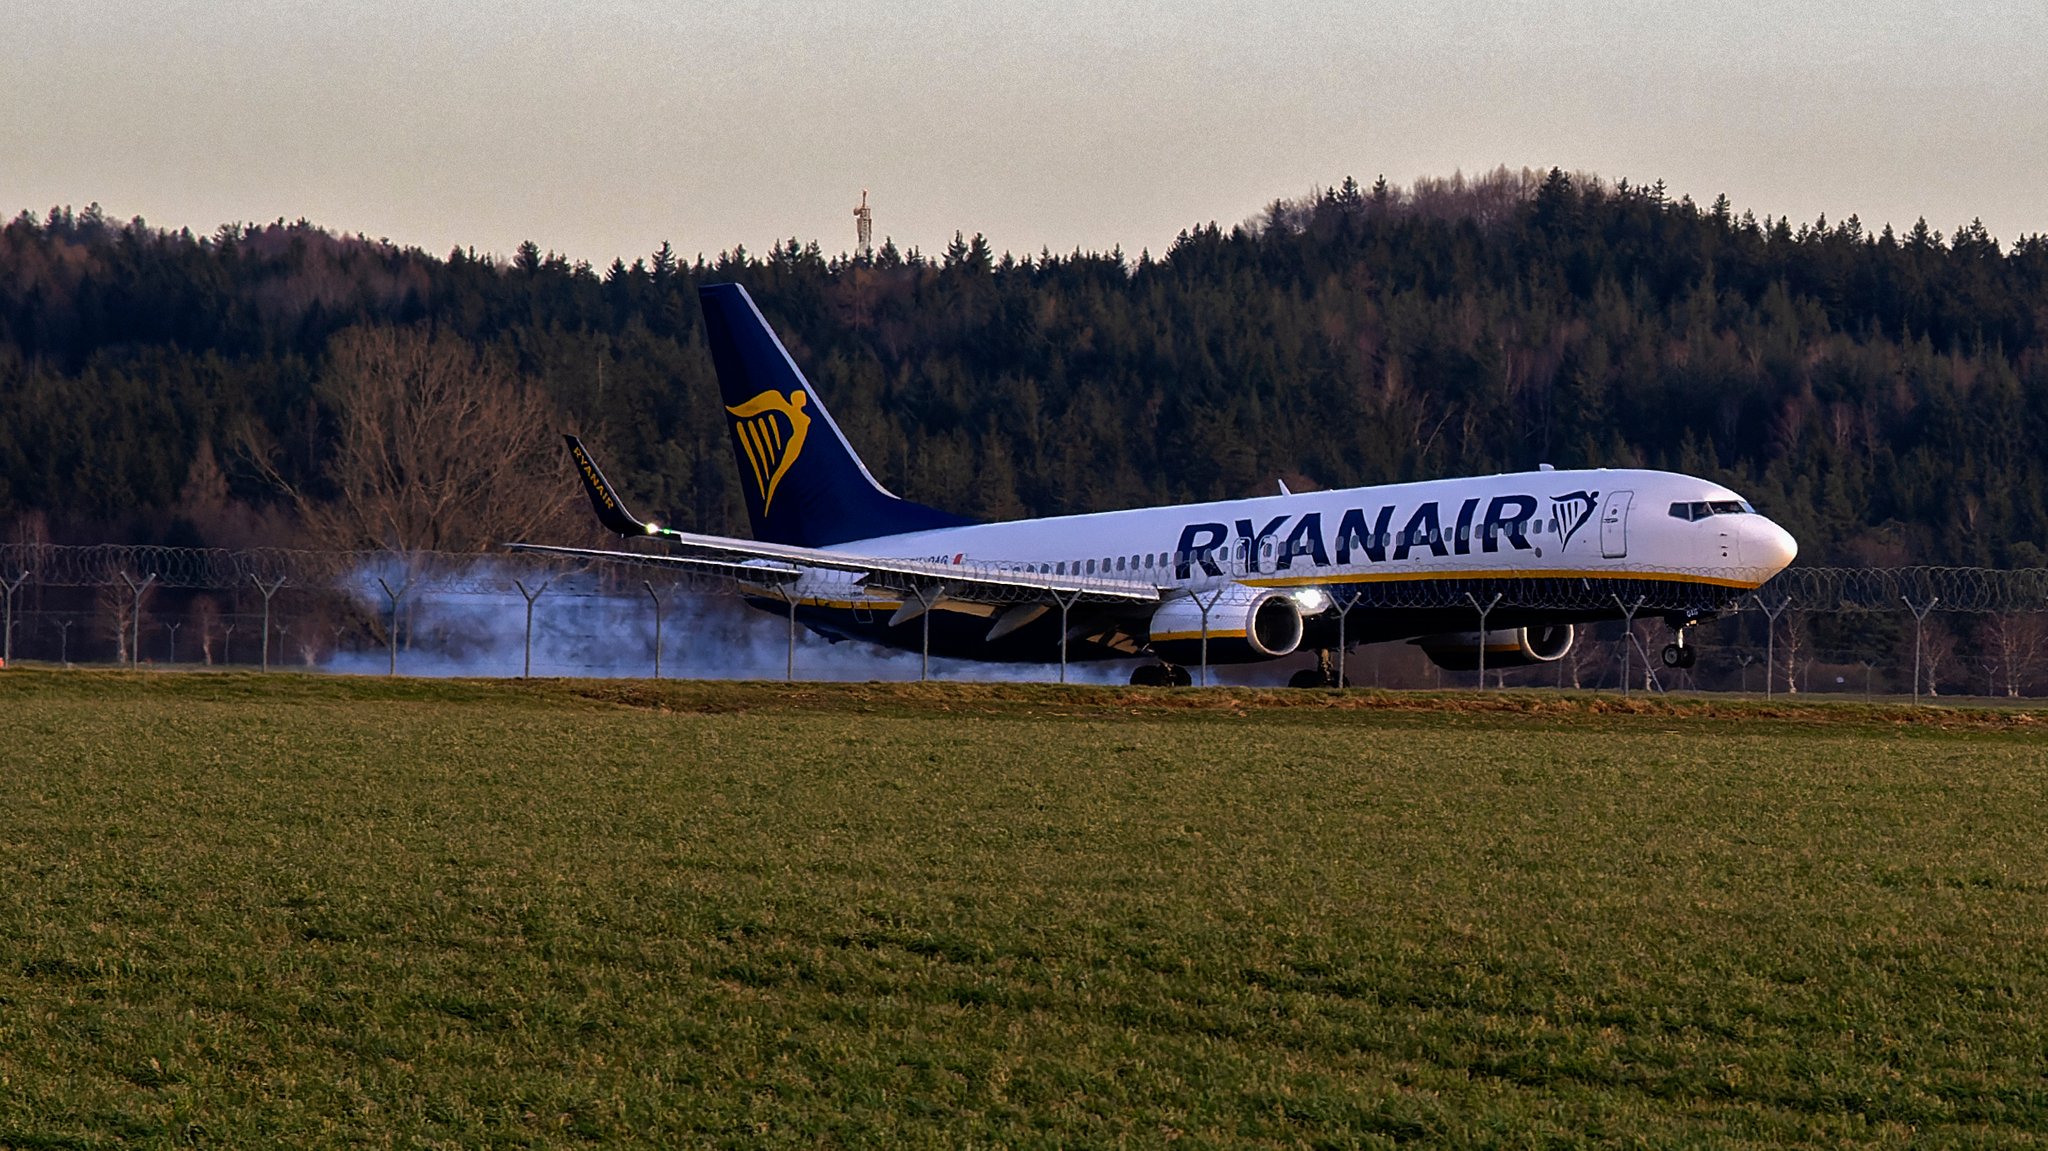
top-left (1291, 587), bottom-right (1333, 615)
top-left (645, 522), bottom-right (660, 534)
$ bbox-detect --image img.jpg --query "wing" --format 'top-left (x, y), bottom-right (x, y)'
top-left (515, 436), bottom-right (1161, 609)
top-left (501, 542), bottom-right (804, 585)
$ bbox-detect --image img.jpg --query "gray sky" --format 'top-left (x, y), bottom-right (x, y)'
top-left (6, 0), bottom-right (2045, 264)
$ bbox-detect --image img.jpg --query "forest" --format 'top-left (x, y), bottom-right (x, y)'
top-left (4, 166), bottom-right (2047, 569)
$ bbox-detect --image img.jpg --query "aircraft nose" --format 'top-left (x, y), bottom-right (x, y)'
top-left (1745, 516), bottom-right (1799, 578)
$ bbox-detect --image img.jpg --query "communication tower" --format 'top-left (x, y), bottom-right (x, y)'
top-left (854, 189), bottom-right (873, 260)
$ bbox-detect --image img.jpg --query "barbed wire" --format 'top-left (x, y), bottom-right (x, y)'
top-left (1, 544), bottom-right (2045, 614)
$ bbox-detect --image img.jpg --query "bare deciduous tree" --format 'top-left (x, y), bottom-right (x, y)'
top-left (1921, 616), bottom-right (1957, 697)
top-left (258, 326), bottom-right (576, 554)
top-left (191, 595), bottom-right (222, 665)
top-left (97, 580), bottom-right (144, 664)
top-left (1983, 613), bottom-right (2046, 698)
top-left (1780, 612), bottom-right (1806, 693)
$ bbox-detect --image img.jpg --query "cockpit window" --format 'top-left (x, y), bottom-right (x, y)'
top-left (1670, 499), bottom-right (1755, 521)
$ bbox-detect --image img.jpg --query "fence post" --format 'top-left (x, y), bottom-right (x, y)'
top-left (643, 580), bottom-right (663, 679)
top-left (250, 575), bottom-right (286, 672)
top-left (913, 586), bottom-right (937, 682)
top-left (1611, 594), bottom-right (1645, 696)
top-left (376, 577), bottom-right (410, 676)
top-left (164, 621), bottom-right (181, 665)
top-left (1903, 595), bottom-right (1938, 704)
top-left (513, 579), bottom-right (548, 678)
top-left (1466, 591), bottom-right (1503, 690)
top-left (782, 588), bottom-right (798, 682)
top-left (1, 571), bottom-right (26, 666)
top-left (1333, 588), bottom-right (1360, 689)
top-left (1192, 585), bottom-right (1224, 687)
top-left (1053, 590), bottom-right (1080, 684)
top-left (1758, 595), bottom-right (1792, 697)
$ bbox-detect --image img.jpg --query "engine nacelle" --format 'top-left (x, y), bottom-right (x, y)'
top-left (1414, 624), bottom-right (1574, 671)
top-left (1148, 584), bottom-right (1304, 665)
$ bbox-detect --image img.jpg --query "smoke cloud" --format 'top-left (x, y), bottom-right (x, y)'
top-left (321, 561), bottom-right (1158, 683)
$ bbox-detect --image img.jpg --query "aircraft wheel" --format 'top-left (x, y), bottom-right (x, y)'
top-left (1131, 665), bottom-right (1167, 687)
top-left (1289, 668), bottom-right (1326, 689)
top-left (1168, 665), bottom-right (1194, 687)
top-left (1677, 646), bottom-right (1698, 669)
top-left (1661, 642), bottom-right (1684, 668)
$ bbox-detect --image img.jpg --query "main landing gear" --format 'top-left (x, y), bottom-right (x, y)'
top-left (1288, 649), bottom-right (1349, 689)
top-left (1131, 663), bottom-right (1194, 687)
top-left (1660, 622), bottom-right (1698, 669)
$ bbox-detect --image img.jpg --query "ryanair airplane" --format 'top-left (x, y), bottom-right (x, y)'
top-left (512, 283), bottom-right (1798, 686)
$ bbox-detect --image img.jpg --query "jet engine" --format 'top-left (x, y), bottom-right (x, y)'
top-left (1414, 624), bottom-right (1574, 671)
top-left (1147, 584), bottom-right (1304, 665)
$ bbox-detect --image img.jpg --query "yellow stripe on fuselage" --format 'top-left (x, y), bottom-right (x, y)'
top-left (1241, 568), bottom-right (1764, 591)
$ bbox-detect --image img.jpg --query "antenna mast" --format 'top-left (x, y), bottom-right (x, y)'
top-left (853, 189), bottom-right (873, 261)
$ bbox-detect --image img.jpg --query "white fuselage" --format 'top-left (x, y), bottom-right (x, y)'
top-left (775, 467), bottom-right (1797, 607)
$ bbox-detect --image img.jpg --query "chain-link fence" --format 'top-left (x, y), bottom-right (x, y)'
top-left (1, 544), bottom-right (2044, 697)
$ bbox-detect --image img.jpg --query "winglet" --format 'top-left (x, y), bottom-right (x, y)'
top-left (564, 434), bottom-right (653, 537)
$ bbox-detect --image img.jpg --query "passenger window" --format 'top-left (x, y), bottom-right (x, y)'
top-left (1116, 556), bottom-right (1126, 572)
top-left (1086, 559), bottom-right (1096, 574)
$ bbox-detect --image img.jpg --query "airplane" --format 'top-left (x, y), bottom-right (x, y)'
top-left (510, 283), bottom-right (1798, 686)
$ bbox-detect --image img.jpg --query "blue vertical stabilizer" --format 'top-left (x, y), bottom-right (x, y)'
top-left (699, 283), bottom-right (972, 547)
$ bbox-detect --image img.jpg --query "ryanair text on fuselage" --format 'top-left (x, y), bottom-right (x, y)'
top-left (1171, 490), bottom-right (1602, 580)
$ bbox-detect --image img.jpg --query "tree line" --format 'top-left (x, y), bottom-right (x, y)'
top-left (3, 167), bottom-right (2047, 569)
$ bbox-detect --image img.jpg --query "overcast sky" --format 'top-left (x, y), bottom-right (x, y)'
top-left (6, 0), bottom-right (2045, 265)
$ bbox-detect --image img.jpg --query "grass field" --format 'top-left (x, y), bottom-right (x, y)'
top-left (4, 672), bottom-right (2048, 1148)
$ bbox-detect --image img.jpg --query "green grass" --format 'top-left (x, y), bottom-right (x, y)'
top-left (3, 672), bottom-right (2048, 1147)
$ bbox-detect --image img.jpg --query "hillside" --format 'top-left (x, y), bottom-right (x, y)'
top-left (4, 168), bottom-right (2046, 565)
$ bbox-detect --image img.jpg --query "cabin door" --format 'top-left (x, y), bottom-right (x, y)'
top-left (1599, 490), bottom-right (1633, 559)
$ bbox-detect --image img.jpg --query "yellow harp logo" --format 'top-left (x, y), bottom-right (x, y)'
top-left (726, 389), bottom-right (811, 514)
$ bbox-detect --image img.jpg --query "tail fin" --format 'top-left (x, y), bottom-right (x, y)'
top-left (699, 282), bottom-right (970, 546)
